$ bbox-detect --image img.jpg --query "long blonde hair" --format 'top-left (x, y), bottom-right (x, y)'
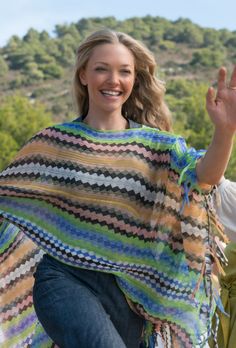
top-left (72, 29), bottom-right (172, 131)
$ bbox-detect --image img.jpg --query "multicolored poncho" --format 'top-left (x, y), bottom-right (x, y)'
top-left (0, 119), bottom-right (227, 347)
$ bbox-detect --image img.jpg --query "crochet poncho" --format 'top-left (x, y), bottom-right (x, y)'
top-left (0, 119), bottom-right (227, 347)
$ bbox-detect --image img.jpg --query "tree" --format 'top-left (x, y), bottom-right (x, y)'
top-left (0, 56), bottom-right (9, 77)
top-left (224, 138), bottom-right (236, 180)
top-left (190, 47), bottom-right (226, 68)
top-left (225, 33), bottom-right (236, 47)
top-left (164, 18), bottom-right (203, 47)
top-left (40, 63), bottom-right (64, 78)
top-left (23, 28), bottom-right (40, 43)
top-left (24, 62), bottom-right (44, 81)
top-left (57, 41), bottom-right (76, 66)
top-left (167, 80), bottom-right (213, 148)
top-left (55, 23), bottom-right (81, 41)
top-left (5, 35), bottom-right (21, 50)
top-left (8, 47), bottom-right (35, 70)
top-left (203, 28), bottom-right (220, 47)
top-left (0, 132), bottom-right (18, 170)
top-left (182, 85), bottom-right (213, 149)
top-left (0, 95), bottom-right (52, 170)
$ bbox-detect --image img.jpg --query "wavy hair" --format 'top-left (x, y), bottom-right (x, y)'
top-left (72, 28), bottom-right (172, 131)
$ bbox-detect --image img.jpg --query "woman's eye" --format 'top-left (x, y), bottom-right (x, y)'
top-left (121, 70), bottom-right (131, 74)
top-left (95, 67), bottom-right (107, 71)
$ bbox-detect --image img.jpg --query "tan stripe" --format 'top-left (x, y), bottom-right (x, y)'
top-left (14, 143), bottom-right (168, 184)
top-left (184, 239), bottom-right (205, 257)
top-left (182, 202), bottom-right (207, 221)
top-left (0, 181), bottom-right (156, 221)
top-left (166, 180), bottom-right (182, 198)
top-left (0, 240), bottom-right (37, 275)
top-left (1, 276), bottom-right (33, 305)
top-left (158, 212), bottom-right (180, 233)
top-left (0, 178), bottom-right (183, 224)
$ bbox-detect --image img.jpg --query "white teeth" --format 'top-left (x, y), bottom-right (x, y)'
top-left (101, 90), bottom-right (121, 96)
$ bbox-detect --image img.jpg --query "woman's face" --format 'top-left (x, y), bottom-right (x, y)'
top-left (80, 43), bottom-right (135, 117)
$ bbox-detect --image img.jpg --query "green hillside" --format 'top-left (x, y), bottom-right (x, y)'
top-left (0, 16), bottom-right (235, 178)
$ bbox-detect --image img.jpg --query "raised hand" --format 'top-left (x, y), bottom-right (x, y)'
top-left (206, 66), bottom-right (236, 134)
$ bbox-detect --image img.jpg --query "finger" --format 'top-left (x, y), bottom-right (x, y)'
top-left (228, 65), bottom-right (236, 88)
top-left (217, 66), bottom-right (227, 91)
top-left (206, 87), bottom-right (216, 108)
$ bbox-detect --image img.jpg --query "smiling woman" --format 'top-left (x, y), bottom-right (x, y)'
top-left (0, 28), bottom-right (236, 348)
top-left (72, 29), bottom-right (172, 132)
top-left (78, 42), bottom-right (136, 130)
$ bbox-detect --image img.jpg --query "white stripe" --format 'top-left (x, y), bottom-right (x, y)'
top-left (0, 250), bottom-right (44, 287)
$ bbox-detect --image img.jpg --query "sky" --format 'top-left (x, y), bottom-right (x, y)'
top-left (0, 0), bottom-right (236, 47)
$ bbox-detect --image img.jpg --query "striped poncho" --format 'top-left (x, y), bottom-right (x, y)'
top-left (0, 119), bottom-right (227, 347)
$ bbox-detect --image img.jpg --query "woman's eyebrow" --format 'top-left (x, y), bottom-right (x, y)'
top-left (94, 62), bottom-right (132, 67)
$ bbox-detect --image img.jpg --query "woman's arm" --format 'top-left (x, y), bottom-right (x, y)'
top-left (196, 66), bottom-right (236, 185)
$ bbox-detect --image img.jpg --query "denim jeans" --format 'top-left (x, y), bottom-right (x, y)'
top-left (33, 254), bottom-right (144, 348)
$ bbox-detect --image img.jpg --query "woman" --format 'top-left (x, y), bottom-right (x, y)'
top-left (0, 29), bottom-right (236, 348)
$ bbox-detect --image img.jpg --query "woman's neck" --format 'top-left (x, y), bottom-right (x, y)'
top-left (82, 113), bottom-right (129, 131)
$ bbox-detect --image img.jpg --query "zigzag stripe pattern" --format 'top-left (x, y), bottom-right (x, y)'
top-left (0, 120), bottom-right (225, 347)
top-left (0, 227), bottom-right (53, 347)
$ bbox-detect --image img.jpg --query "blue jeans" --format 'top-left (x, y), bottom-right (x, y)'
top-left (33, 254), bottom-right (144, 348)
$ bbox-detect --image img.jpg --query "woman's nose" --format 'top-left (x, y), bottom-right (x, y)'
top-left (107, 71), bottom-right (119, 84)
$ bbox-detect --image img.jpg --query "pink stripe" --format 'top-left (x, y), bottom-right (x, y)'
top-left (40, 129), bottom-right (170, 163)
top-left (0, 191), bottom-right (174, 240)
top-left (1, 294), bottom-right (33, 321)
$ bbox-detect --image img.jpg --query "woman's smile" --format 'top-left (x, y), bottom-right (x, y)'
top-left (79, 43), bottom-right (135, 119)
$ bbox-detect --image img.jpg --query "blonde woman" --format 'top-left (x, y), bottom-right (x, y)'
top-left (0, 29), bottom-right (236, 348)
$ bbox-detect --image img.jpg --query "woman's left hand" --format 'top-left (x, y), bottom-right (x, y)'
top-left (206, 65), bottom-right (236, 135)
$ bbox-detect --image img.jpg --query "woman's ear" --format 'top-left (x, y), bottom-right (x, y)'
top-left (79, 69), bottom-right (87, 86)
